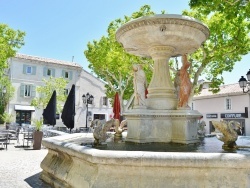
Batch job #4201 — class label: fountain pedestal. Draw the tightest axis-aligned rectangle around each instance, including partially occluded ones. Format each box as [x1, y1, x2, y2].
[124, 109, 201, 144]
[116, 14, 209, 144]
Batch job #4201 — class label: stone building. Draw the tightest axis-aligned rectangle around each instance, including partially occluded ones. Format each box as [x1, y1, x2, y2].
[192, 83, 250, 136]
[7, 54, 113, 129]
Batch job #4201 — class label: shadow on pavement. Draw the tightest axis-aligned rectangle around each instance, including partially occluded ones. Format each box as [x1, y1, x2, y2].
[25, 172, 51, 188]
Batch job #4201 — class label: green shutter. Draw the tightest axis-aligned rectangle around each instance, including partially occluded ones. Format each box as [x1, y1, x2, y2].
[32, 66, 36, 75]
[31, 85, 36, 97]
[69, 71, 73, 80]
[43, 67, 47, 76]
[52, 69, 55, 77]
[23, 65, 27, 74]
[62, 70, 65, 78]
[20, 84, 25, 97]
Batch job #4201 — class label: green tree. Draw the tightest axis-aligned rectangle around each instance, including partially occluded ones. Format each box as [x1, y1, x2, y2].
[0, 24, 25, 73]
[189, 0, 250, 20]
[180, 6, 250, 100]
[84, 5, 154, 110]
[0, 76, 15, 120]
[85, 4, 250, 107]
[0, 24, 25, 118]
[31, 77, 68, 113]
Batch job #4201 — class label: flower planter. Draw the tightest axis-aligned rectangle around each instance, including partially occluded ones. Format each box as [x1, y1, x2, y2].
[33, 131, 43, 150]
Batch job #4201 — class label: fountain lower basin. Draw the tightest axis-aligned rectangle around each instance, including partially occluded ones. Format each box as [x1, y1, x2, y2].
[40, 133, 250, 188]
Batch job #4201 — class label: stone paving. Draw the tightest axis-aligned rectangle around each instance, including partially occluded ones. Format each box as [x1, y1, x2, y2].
[0, 138, 51, 188]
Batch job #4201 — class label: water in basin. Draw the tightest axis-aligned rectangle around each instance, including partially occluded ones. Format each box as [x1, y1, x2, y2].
[72, 134, 250, 154]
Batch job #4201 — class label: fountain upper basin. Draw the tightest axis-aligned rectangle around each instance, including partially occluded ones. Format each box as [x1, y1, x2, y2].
[116, 14, 210, 57]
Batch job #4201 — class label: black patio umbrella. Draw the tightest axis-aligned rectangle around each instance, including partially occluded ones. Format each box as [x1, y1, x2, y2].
[42, 90, 57, 126]
[61, 84, 75, 131]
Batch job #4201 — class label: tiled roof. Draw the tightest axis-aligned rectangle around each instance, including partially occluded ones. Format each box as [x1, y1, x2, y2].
[194, 83, 242, 98]
[15, 53, 82, 68]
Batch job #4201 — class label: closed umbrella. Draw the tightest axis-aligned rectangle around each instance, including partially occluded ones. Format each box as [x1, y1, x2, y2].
[61, 84, 75, 131]
[113, 92, 121, 120]
[43, 90, 56, 126]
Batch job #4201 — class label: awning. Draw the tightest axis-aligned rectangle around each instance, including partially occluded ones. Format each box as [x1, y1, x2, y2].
[15, 105, 35, 111]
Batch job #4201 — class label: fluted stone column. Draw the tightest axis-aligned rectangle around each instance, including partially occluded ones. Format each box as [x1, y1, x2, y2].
[147, 46, 177, 110]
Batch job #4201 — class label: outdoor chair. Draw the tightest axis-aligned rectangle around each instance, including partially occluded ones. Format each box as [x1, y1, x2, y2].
[0, 130, 10, 150]
[22, 127, 34, 147]
[8, 123, 21, 144]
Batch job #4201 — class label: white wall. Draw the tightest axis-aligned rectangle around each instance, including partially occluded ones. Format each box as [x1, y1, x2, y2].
[193, 93, 250, 135]
[7, 55, 113, 129]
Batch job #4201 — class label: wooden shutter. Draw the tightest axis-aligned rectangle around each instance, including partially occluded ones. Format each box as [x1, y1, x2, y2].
[62, 70, 65, 78]
[20, 84, 25, 97]
[31, 85, 36, 97]
[43, 67, 47, 76]
[32, 66, 36, 75]
[23, 65, 27, 74]
[52, 69, 55, 77]
[69, 71, 73, 80]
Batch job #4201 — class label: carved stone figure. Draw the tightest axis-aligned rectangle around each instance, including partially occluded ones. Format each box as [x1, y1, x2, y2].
[133, 64, 147, 106]
[197, 120, 206, 138]
[212, 120, 241, 149]
[178, 54, 192, 108]
[114, 119, 127, 137]
[91, 118, 119, 145]
[174, 70, 181, 100]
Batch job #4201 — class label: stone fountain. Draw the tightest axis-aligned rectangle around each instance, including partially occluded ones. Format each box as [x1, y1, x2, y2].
[40, 15, 250, 188]
[116, 14, 209, 144]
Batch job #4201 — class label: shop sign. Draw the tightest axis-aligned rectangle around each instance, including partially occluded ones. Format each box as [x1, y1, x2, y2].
[206, 114, 218, 118]
[221, 113, 246, 118]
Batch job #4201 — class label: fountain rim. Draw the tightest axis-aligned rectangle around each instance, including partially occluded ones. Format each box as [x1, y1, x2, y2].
[116, 14, 210, 41]
[42, 134, 250, 169]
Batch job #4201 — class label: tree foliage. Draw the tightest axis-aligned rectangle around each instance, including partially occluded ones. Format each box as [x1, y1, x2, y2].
[31, 77, 68, 113]
[84, 4, 250, 107]
[0, 76, 15, 119]
[182, 2, 250, 97]
[0, 24, 25, 73]
[0, 24, 25, 118]
[189, 0, 250, 20]
[84, 5, 154, 109]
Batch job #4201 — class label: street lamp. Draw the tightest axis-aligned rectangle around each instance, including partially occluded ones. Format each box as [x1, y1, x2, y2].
[238, 69, 250, 93]
[82, 93, 94, 130]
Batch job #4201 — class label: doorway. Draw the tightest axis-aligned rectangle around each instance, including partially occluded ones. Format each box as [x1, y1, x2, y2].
[16, 111, 32, 125]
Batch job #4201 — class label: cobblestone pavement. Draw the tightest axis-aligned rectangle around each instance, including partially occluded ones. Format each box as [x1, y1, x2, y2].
[0, 138, 52, 188]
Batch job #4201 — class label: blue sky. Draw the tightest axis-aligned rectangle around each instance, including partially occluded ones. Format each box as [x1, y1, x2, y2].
[1, 1, 248, 84]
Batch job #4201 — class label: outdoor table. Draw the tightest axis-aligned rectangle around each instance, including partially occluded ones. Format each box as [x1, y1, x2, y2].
[0, 132, 12, 150]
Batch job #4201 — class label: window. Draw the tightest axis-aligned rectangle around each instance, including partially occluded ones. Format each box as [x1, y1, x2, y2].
[225, 98, 232, 110]
[62, 70, 72, 80]
[43, 67, 55, 77]
[47, 69, 51, 76]
[25, 85, 31, 97]
[64, 71, 69, 78]
[23, 65, 36, 75]
[102, 96, 108, 106]
[26, 66, 32, 74]
[64, 89, 69, 95]
[20, 84, 36, 97]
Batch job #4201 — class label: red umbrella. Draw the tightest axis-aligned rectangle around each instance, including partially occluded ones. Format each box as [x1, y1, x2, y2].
[113, 92, 121, 120]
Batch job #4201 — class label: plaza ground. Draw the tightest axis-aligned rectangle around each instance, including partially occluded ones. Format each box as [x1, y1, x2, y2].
[0, 137, 51, 187]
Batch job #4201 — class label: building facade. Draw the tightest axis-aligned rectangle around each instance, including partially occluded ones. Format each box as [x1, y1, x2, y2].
[193, 83, 250, 136]
[7, 54, 113, 129]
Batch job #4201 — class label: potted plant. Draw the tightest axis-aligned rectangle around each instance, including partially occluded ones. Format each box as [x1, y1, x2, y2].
[32, 118, 43, 150]
[1, 112, 14, 130]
